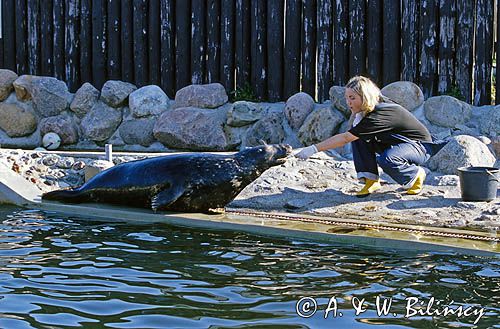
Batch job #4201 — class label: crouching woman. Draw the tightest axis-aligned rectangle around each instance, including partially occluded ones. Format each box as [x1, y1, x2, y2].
[295, 76, 443, 197]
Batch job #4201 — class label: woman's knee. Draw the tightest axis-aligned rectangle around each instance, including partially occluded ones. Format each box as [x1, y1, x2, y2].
[377, 153, 405, 169]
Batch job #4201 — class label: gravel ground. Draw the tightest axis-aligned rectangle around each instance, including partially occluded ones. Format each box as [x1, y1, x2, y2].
[229, 152, 500, 231]
[1, 148, 499, 231]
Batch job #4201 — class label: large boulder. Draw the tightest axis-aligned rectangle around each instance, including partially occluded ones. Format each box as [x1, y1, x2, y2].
[174, 83, 228, 109]
[32, 77, 72, 117]
[491, 136, 500, 158]
[426, 135, 496, 174]
[336, 118, 354, 158]
[241, 111, 286, 147]
[119, 118, 156, 146]
[284, 92, 314, 130]
[40, 114, 79, 145]
[478, 105, 500, 136]
[0, 126, 41, 148]
[81, 102, 123, 142]
[298, 106, 344, 146]
[70, 82, 100, 117]
[226, 101, 264, 127]
[153, 106, 229, 150]
[12, 75, 35, 101]
[13, 76, 72, 117]
[424, 95, 472, 128]
[380, 81, 424, 111]
[100, 80, 137, 107]
[0, 103, 37, 137]
[328, 86, 350, 116]
[0, 69, 18, 101]
[224, 125, 251, 149]
[424, 119, 452, 140]
[129, 85, 169, 118]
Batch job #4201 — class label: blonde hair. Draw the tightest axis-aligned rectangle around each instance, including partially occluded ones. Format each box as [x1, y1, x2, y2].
[345, 76, 381, 114]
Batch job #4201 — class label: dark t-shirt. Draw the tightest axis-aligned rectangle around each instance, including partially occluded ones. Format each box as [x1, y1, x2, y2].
[348, 103, 432, 147]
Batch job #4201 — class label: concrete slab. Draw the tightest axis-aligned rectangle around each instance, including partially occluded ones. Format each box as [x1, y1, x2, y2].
[0, 159, 41, 206]
[34, 201, 499, 256]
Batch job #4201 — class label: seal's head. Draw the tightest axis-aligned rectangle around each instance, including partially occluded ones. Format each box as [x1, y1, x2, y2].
[236, 144, 292, 171]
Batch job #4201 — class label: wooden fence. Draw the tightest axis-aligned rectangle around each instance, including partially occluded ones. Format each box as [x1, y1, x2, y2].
[0, 0, 499, 105]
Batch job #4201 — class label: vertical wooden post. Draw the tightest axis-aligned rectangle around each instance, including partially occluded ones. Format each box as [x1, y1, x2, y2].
[401, 0, 418, 83]
[284, 0, 301, 99]
[317, 0, 333, 101]
[133, 0, 148, 87]
[2, 0, 16, 71]
[53, 0, 66, 80]
[497, 0, 500, 104]
[0, 0, 3, 69]
[92, 0, 107, 89]
[107, 0, 122, 81]
[333, 0, 349, 86]
[148, 0, 160, 86]
[15, 0, 28, 74]
[301, 0, 317, 98]
[266, 0, 284, 101]
[250, 0, 267, 100]
[474, 0, 494, 105]
[382, 0, 400, 86]
[220, 0, 235, 92]
[160, 0, 175, 97]
[366, 0, 382, 85]
[40, 0, 54, 76]
[419, 0, 438, 99]
[235, 0, 251, 89]
[206, 0, 221, 84]
[27, 0, 40, 76]
[191, 0, 206, 84]
[455, 0, 474, 103]
[438, 0, 455, 95]
[175, 0, 191, 90]
[65, 0, 80, 91]
[80, 0, 92, 83]
[121, 0, 134, 83]
[349, 0, 366, 78]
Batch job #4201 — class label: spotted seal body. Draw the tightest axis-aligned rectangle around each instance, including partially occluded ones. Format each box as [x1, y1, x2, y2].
[42, 144, 292, 212]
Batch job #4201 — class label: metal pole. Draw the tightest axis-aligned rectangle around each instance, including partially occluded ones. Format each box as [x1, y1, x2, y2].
[105, 144, 113, 162]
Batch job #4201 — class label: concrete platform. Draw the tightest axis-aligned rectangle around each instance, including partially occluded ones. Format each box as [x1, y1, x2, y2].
[0, 158, 498, 256]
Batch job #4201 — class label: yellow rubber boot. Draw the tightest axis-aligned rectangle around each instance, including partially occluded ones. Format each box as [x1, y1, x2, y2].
[356, 179, 382, 198]
[407, 169, 426, 195]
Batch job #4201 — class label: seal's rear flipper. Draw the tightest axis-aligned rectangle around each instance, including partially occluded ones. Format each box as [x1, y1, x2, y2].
[151, 186, 185, 212]
[42, 189, 83, 203]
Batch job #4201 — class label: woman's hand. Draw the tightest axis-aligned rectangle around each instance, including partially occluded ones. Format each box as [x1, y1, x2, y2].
[294, 145, 318, 160]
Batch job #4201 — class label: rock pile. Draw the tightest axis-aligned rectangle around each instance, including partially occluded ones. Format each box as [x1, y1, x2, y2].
[0, 149, 146, 193]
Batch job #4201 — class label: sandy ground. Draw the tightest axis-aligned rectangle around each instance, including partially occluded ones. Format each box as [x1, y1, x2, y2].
[229, 152, 500, 231]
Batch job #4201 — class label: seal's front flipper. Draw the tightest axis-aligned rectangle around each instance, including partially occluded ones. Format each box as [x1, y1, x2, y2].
[151, 186, 185, 212]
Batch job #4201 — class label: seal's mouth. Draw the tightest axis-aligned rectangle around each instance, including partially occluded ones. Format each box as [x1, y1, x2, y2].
[274, 144, 293, 164]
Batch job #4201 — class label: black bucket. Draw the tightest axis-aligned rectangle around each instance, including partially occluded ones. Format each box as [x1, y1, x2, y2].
[457, 167, 499, 201]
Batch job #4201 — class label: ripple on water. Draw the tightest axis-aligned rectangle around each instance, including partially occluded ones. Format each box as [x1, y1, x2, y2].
[0, 207, 498, 328]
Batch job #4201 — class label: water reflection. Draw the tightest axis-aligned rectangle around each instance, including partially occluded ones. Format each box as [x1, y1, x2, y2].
[0, 206, 498, 328]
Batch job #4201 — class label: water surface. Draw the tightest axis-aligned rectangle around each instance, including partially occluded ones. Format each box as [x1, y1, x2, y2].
[0, 206, 498, 328]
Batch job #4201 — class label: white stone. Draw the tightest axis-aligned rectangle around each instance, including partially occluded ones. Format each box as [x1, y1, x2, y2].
[42, 132, 61, 150]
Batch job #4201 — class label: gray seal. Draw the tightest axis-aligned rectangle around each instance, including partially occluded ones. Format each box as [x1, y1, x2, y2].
[42, 144, 292, 212]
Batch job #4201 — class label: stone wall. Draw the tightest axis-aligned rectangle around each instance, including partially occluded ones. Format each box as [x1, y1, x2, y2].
[0, 69, 499, 174]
